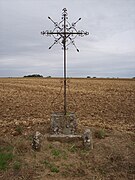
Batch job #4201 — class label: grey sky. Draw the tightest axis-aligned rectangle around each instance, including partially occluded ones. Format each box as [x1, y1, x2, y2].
[0, 0, 135, 77]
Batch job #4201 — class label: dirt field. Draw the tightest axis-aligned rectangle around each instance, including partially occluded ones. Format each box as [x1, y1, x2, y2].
[0, 78, 135, 179]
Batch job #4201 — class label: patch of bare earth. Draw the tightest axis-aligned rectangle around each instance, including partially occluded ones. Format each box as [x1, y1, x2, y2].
[0, 78, 135, 179]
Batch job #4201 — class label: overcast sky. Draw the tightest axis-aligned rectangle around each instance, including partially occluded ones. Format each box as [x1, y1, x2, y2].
[0, 0, 135, 77]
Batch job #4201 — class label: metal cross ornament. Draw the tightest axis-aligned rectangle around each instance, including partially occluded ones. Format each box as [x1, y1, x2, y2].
[41, 8, 89, 115]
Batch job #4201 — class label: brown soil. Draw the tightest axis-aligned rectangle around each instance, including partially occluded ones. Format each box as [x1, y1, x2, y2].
[0, 78, 135, 179]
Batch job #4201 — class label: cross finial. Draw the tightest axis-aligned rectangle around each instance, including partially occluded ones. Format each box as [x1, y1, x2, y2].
[63, 8, 67, 12]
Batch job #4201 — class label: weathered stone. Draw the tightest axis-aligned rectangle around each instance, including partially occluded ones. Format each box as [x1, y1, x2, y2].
[47, 134, 82, 143]
[14, 121, 20, 126]
[51, 112, 77, 135]
[32, 131, 42, 151]
[82, 129, 93, 149]
[22, 121, 29, 127]
[11, 130, 20, 136]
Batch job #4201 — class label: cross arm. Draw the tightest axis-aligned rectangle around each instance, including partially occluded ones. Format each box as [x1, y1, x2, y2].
[41, 30, 89, 36]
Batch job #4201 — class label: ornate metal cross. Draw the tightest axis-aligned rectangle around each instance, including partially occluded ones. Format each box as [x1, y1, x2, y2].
[41, 8, 89, 115]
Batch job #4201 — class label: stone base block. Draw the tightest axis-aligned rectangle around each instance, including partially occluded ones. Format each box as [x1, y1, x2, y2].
[51, 112, 77, 135]
[47, 134, 82, 143]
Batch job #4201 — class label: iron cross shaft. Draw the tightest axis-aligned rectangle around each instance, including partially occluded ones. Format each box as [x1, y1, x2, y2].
[41, 8, 89, 115]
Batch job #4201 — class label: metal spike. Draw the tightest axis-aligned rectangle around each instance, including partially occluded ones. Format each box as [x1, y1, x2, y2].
[72, 18, 81, 27]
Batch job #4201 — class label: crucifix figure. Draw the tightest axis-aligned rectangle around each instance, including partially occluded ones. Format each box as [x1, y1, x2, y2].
[41, 8, 89, 115]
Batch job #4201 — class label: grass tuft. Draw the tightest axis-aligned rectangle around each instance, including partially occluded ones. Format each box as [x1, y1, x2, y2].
[51, 148, 67, 159]
[44, 160, 59, 173]
[13, 161, 21, 171]
[51, 149, 61, 157]
[95, 129, 106, 139]
[15, 126, 23, 135]
[0, 144, 14, 171]
[0, 152, 13, 170]
[69, 144, 78, 153]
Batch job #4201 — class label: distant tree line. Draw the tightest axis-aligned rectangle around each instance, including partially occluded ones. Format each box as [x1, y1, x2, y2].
[23, 74, 43, 78]
[87, 76, 96, 78]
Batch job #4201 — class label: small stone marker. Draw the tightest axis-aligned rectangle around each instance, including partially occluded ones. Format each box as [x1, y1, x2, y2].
[32, 131, 42, 151]
[82, 129, 93, 149]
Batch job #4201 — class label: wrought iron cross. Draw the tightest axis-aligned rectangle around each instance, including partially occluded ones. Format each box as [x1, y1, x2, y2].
[41, 8, 89, 115]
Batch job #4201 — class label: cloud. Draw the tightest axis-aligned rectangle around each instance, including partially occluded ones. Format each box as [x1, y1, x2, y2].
[92, 30, 135, 55]
[0, 0, 135, 77]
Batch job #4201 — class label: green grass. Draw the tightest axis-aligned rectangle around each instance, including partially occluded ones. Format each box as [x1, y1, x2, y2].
[51, 148, 67, 159]
[69, 144, 78, 153]
[13, 161, 21, 171]
[0, 145, 13, 152]
[50, 166, 59, 173]
[0, 145, 14, 171]
[15, 126, 23, 134]
[51, 149, 61, 157]
[95, 129, 106, 139]
[48, 144, 53, 149]
[0, 152, 13, 170]
[44, 160, 59, 173]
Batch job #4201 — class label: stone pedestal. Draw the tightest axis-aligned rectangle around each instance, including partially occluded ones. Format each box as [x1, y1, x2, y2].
[51, 112, 77, 135]
[48, 112, 93, 150]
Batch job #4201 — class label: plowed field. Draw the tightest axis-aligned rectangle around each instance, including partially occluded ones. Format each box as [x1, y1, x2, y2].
[0, 78, 134, 133]
[0, 78, 135, 180]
